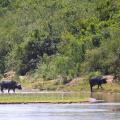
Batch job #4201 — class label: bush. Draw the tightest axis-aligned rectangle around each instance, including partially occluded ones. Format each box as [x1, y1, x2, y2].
[88, 71, 102, 79]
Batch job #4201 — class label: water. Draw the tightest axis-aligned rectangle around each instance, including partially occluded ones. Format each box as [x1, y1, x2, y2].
[92, 93, 120, 103]
[0, 93, 120, 120]
[0, 103, 120, 120]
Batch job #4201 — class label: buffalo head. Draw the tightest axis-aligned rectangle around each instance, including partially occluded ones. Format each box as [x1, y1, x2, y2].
[16, 84, 22, 90]
[101, 78, 107, 84]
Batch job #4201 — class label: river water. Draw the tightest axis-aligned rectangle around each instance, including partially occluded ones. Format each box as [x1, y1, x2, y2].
[0, 93, 120, 120]
[0, 103, 120, 120]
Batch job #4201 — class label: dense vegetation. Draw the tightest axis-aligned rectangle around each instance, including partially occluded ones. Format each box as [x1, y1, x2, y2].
[0, 0, 120, 83]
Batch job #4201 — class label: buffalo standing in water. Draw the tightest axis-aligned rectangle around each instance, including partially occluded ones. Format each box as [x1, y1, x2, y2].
[89, 77, 107, 92]
[0, 80, 22, 93]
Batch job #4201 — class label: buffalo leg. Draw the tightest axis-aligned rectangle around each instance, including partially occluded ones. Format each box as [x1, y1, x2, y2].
[90, 85, 93, 92]
[13, 89, 15, 93]
[100, 84, 103, 89]
[98, 84, 100, 89]
[1, 88, 4, 93]
[8, 89, 10, 93]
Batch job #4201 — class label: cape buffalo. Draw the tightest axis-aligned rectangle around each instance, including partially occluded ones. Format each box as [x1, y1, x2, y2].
[89, 77, 107, 92]
[0, 80, 22, 93]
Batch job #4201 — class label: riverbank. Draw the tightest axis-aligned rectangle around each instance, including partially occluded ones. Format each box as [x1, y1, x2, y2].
[0, 93, 89, 104]
[21, 75, 120, 93]
[0, 91, 120, 104]
[0, 74, 120, 104]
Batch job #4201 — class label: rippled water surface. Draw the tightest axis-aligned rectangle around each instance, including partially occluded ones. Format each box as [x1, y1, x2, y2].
[0, 103, 120, 120]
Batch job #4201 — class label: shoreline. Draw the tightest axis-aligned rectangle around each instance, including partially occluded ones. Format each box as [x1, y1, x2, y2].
[0, 92, 89, 104]
[0, 91, 119, 104]
[0, 90, 120, 94]
[0, 101, 89, 104]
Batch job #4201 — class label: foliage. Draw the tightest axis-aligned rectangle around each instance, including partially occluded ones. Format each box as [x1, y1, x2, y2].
[0, 0, 120, 82]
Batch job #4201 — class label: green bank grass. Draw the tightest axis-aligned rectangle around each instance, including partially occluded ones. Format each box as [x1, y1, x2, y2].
[0, 93, 89, 104]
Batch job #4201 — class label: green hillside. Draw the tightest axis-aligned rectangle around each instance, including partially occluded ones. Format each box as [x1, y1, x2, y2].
[0, 0, 120, 85]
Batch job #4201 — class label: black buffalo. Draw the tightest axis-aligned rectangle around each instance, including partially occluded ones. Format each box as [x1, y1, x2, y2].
[89, 77, 107, 92]
[0, 80, 22, 93]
